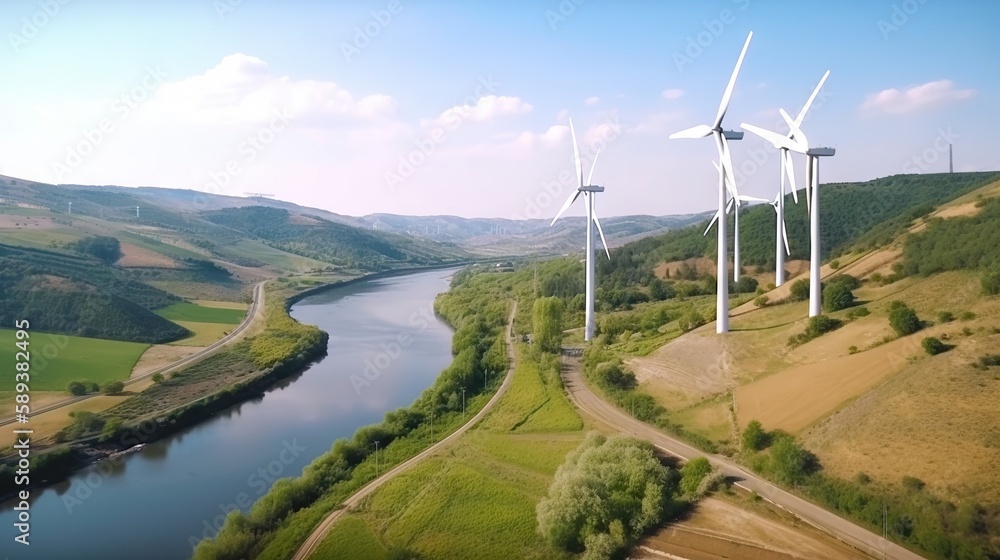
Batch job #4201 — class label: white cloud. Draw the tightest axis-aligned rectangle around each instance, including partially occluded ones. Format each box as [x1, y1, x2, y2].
[584, 96, 600, 106]
[861, 79, 975, 114]
[661, 88, 684, 100]
[630, 112, 684, 134]
[421, 95, 532, 128]
[147, 53, 396, 125]
[556, 108, 569, 121]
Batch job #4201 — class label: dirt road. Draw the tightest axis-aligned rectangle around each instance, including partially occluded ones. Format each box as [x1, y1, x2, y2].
[560, 355, 926, 560]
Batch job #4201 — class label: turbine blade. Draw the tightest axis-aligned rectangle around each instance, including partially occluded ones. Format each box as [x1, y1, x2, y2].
[795, 70, 830, 127]
[727, 197, 736, 212]
[719, 133, 740, 199]
[782, 218, 791, 255]
[550, 190, 581, 226]
[741, 122, 805, 153]
[570, 118, 582, 188]
[780, 108, 809, 148]
[784, 150, 799, 204]
[712, 159, 737, 200]
[704, 210, 721, 236]
[669, 124, 713, 139]
[714, 31, 753, 129]
[593, 206, 610, 259]
[587, 148, 601, 186]
[739, 195, 770, 203]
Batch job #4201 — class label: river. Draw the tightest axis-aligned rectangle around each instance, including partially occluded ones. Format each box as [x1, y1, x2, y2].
[1, 268, 459, 560]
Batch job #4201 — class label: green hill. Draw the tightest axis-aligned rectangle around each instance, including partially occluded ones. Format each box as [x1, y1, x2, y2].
[0, 243, 188, 343]
[598, 172, 1000, 290]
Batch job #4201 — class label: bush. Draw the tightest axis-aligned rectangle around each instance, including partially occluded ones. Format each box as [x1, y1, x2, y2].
[846, 306, 870, 320]
[790, 279, 810, 301]
[594, 361, 637, 391]
[902, 475, 926, 492]
[830, 260, 840, 270]
[936, 311, 954, 324]
[151, 373, 165, 383]
[679, 457, 713, 497]
[67, 381, 86, 396]
[982, 265, 1000, 295]
[888, 301, 922, 336]
[678, 310, 705, 333]
[829, 274, 860, 290]
[754, 295, 769, 308]
[101, 381, 125, 394]
[959, 311, 977, 321]
[921, 337, 949, 355]
[742, 420, 768, 452]
[978, 354, 1000, 368]
[537, 433, 677, 558]
[806, 315, 841, 338]
[822, 282, 855, 313]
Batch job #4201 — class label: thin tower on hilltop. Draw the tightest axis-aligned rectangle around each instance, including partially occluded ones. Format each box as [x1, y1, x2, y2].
[950, 144, 954, 173]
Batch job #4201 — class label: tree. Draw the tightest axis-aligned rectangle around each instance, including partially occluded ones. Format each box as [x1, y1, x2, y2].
[790, 279, 810, 301]
[67, 381, 86, 396]
[822, 282, 855, 312]
[648, 278, 675, 301]
[983, 265, 1000, 296]
[594, 361, 637, 391]
[742, 420, 768, 452]
[151, 373, 165, 383]
[679, 457, 712, 496]
[888, 301, 922, 336]
[102, 381, 125, 394]
[532, 297, 565, 354]
[537, 433, 676, 558]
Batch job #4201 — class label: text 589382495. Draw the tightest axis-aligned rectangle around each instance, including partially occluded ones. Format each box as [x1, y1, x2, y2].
[12, 319, 32, 546]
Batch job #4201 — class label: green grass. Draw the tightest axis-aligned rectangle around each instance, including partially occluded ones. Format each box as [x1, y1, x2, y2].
[311, 345, 583, 560]
[0, 329, 148, 391]
[214, 239, 331, 271]
[155, 301, 245, 324]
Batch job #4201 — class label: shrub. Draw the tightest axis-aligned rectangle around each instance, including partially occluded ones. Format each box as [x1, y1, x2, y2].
[848, 345, 859, 354]
[936, 311, 955, 324]
[742, 420, 768, 452]
[790, 279, 810, 301]
[982, 265, 1000, 295]
[959, 311, 976, 321]
[594, 361, 637, 391]
[679, 457, 713, 497]
[151, 373, 165, 383]
[806, 315, 841, 338]
[678, 310, 705, 333]
[846, 306, 870, 320]
[856, 472, 872, 485]
[822, 282, 855, 312]
[829, 274, 860, 290]
[888, 301, 922, 336]
[754, 295, 769, 308]
[979, 354, 1000, 368]
[101, 381, 125, 394]
[921, 337, 949, 356]
[830, 260, 840, 270]
[67, 381, 87, 396]
[902, 475, 926, 492]
[871, 272, 883, 283]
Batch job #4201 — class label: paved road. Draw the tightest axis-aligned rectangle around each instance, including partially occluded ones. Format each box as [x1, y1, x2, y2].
[292, 302, 518, 560]
[0, 282, 266, 427]
[560, 355, 926, 560]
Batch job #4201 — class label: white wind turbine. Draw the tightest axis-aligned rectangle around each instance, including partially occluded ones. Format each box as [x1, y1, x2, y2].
[669, 31, 753, 334]
[705, 161, 770, 283]
[741, 72, 834, 317]
[551, 118, 611, 342]
[739, 70, 829, 286]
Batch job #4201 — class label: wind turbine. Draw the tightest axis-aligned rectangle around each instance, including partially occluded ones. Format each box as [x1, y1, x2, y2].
[739, 70, 829, 286]
[669, 31, 752, 334]
[703, 176, 769, 283]
[551, 118, 611, 342]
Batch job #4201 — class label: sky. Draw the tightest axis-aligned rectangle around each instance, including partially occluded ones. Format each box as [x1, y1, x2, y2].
[0, 0, 997, 220]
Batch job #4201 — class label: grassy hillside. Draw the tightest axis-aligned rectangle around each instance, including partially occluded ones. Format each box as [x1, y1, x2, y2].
[598, 172, 1000, 289]
[0, 243, 189, 343]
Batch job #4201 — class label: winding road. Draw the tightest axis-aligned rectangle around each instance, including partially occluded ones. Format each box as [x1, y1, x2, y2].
[291, 301, 518, 560]
[0, 281, 266, 427]
[560, 354, 926, 560]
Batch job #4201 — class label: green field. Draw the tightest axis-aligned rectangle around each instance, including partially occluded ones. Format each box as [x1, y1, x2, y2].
[313, 344, 584, 560]
[0, 329, 149, 391]
[214, 239, 332, 272]
[155, 301, 246, 324]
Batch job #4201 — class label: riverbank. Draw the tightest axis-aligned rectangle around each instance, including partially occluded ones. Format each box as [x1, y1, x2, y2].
[0, 265, 469, 502]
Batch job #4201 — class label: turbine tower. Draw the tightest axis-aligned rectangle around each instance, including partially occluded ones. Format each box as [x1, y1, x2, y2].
[551, 118, 611, 342]
[740, 70, 829, 286]
[669, 31, 752, 334]
[704, 164, 769, 283]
